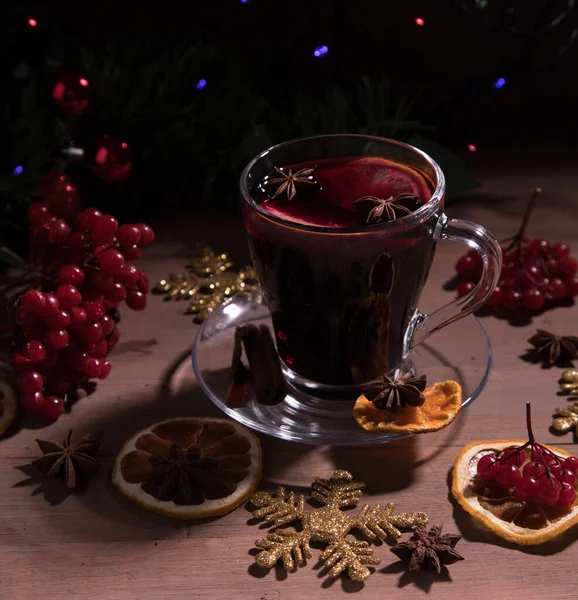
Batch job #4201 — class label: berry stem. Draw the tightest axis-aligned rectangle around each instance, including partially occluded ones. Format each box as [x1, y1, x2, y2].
[525, 402, 563, 489]
[512, 188, 542, 246]
[526, 401, 535, 444]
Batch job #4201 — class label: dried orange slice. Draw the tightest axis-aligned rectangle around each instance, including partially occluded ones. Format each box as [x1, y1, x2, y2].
[112, 417, 261, 519]
[0, 379, 18, 437]
[353, 380, 462, 434]
[452, 440, 578, 545]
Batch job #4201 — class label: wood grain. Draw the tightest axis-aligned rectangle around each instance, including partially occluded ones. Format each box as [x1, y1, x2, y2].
[1, 166, 577, 599]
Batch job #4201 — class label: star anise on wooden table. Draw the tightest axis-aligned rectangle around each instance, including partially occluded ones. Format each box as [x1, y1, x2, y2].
[363, 372, 427, 411]
[263, 167, 319, 201]
[353, 193, 417, 224]
[33, 430, 101, 489]
[527, 329, 578, 367]
[144, 443, 222, 505]
[390, 524, 464, 573]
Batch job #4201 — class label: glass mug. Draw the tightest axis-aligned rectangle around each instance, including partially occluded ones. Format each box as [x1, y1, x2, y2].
[240, 135, 501, 397]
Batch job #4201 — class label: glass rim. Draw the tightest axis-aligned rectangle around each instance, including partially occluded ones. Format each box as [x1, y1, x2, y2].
[239, 134, 446, 235]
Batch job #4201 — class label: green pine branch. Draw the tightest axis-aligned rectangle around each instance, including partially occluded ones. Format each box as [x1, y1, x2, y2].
[0, 32, 478, 237]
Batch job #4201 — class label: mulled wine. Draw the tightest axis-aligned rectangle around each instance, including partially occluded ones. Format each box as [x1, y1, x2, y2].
[244, 155, 439, 386]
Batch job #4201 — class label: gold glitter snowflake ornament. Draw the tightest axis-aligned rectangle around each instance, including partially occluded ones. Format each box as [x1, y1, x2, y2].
[153, 244, 261, 322]
[552, 403, 578, 437]
[249, 470, 429, 582]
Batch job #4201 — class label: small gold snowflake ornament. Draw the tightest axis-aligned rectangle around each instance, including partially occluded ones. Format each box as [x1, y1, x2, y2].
[552, 403, 578, 436]
[153, 244, 261, 322]
[249, 470, 429, 582]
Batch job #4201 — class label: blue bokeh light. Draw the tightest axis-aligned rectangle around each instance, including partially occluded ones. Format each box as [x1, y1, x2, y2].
[196, 79, 207, 90]
[12, 165, 23, 176]
[240, 0, 249, 3]
[493, 77, 506, 89]
[313, 45, 329, 58]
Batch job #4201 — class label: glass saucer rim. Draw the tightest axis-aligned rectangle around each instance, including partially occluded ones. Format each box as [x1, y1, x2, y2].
[191, 296, 493, 446]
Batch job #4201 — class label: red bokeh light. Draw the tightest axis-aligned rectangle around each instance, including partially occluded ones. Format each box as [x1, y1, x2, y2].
[79, 78, 89, 87]
[467, 144, 478, 153]
[28, 18, 38, 27]
[415, 17, 425, 26]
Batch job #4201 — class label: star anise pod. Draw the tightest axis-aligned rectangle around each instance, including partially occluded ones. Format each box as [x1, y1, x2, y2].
[144, 443, 223, 505]
[33, 430, 101, 489]
[528, 329, 578, 367]
[353, 193, 417, 224]
[263, 167, 319, 201]
[363, 372, 427, 411]
[390, 524, 464, 573]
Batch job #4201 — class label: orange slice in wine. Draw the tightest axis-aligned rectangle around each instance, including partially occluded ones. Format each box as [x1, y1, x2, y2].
[353, 380, 462, 433]
[112, 417, 261, 519]
[320, 156, 433, 211]
[452, 440, 578, 545]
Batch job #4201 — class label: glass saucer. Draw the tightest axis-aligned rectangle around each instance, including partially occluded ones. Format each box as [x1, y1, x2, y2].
[192, 294, 492, 446]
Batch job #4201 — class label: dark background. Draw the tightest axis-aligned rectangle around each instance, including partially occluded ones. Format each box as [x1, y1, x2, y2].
[1, 0, 577, 247]
[23, 0, 578, 144]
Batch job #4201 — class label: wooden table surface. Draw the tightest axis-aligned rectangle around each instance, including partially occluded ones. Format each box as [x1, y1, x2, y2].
[1, 160, 578, 600]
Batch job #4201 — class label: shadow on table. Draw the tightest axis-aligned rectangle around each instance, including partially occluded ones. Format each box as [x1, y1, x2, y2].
[380, 560, 452, 592]
[326, 406, 466, 495]
[446, 469, 578, 555]
[71, 346, 311, 533]
[13, 464, 80, 506]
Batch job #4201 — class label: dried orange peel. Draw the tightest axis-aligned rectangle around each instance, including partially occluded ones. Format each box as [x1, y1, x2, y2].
[112, 417, 261, 520]
[0, 379, 18, 438]
[353, 380, 462, 434]
[452, 440, 578, 545]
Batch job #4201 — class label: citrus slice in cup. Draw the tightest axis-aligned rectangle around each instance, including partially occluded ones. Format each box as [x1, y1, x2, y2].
[452, 440, 578, 545]
[0, 379, 18, 437]
[319, 156, 433, 211]
[353, 380, 462, 434]
[112, 417, 261, 519]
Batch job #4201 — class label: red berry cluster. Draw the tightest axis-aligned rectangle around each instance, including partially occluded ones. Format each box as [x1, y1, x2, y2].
[454, 189, 578, 314]
[476, 404, 578, 509]
[10, 200, 154, 421]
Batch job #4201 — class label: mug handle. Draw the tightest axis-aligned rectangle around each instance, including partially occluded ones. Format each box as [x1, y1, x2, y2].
[406, 214, 502, 350]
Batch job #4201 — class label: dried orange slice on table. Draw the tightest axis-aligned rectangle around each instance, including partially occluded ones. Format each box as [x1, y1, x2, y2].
[113, 417, 261, 519]
[452, 440, 578, 545]
[353, 380, 462, 434]
[0, 379, 18, 437]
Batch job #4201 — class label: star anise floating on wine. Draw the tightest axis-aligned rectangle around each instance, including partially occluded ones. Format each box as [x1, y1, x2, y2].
[144, 443, 223, 505]
[33, 430, 101, 489]
[353, 193, 418, 224]
[264, 167, 319, 201]
[390, 524, 464, 573]
[363, 372, 427, 411]
[527, 329, 578, 367]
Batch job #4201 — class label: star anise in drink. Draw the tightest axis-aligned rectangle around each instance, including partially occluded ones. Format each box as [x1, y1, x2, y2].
[363, 372, 427, 411]
[353, 193, 418, 224]
[263, 167, 319, 201]
[527, 329, 578, 367]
